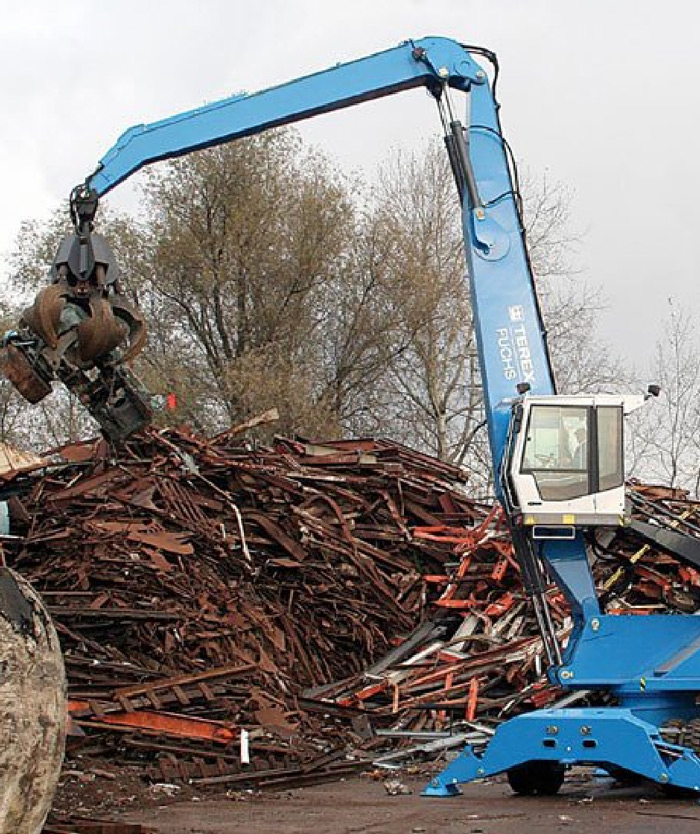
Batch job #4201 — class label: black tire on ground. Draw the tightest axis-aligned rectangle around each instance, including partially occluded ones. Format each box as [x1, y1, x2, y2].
[507, 761, 566, 796]
[605, 766, 643, 787]
[659, 783, 700, 798]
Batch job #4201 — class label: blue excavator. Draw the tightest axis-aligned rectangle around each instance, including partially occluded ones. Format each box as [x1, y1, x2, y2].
[3, 37, 700, 816]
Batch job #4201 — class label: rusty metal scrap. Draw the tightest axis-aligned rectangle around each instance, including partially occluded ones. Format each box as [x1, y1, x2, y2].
[4, 428, 483, 787]
[5, 429, 700, 795]
[316, 482, 700, 762]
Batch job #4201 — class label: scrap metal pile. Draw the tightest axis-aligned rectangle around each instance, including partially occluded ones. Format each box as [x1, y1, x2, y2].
[2, 427, 700, 791]
[318, 483, 700, 767]
[2, 427, 487, 788]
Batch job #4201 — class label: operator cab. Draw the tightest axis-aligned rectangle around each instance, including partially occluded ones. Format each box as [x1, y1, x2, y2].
[502, 394, 648, 538]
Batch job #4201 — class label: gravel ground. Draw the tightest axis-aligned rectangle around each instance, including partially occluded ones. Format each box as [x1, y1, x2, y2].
[113, 774, 700, 834]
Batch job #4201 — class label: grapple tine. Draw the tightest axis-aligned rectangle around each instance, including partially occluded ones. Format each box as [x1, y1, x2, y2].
[76, 297, 126, 362]
[110, 296, 148, 362]
[21, 284, 67, 349]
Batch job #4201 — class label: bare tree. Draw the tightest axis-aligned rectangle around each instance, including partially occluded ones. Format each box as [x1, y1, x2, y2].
[519, 171, 627, 395]
[627, 301, 700, 491]
[2, 131, 626, 466]
[139, 132, 357, 434]
[355, 143, 482, 465]
[355, 146, 626, 479]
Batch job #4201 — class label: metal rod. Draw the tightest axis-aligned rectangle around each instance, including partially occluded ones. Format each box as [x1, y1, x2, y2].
[510, 527, 562, 666]
[435, 88, 483, 210]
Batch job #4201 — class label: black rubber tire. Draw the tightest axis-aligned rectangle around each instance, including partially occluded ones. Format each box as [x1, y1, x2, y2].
[659, 783, 700, 799]
[507, 761, 566, 796]
[606, 766, 643, 787]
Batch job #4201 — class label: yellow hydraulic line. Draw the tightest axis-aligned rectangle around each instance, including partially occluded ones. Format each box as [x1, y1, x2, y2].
[603, 507, 696, 591]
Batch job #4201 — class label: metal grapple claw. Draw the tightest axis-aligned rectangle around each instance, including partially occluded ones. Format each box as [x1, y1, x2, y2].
[76, 296, 128, 363]
[19, 228, 144, 366]
[1, 216, 153, 442]
[110, 296, 147, 363]
[21, 283, 68, 351]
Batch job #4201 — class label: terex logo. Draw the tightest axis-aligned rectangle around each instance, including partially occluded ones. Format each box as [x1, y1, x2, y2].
[496, 319, 536, 385]
[512, 324, 536, 383]
[497, 328, 517, 380]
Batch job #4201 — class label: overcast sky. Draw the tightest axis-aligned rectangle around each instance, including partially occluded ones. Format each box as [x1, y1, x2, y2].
[1, 0, 698, 369]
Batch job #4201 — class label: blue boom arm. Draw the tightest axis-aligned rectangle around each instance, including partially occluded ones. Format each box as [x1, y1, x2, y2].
[89, 37, 480, 196]
[62, 34, 700, 797]
[82, 36, 555, 477]
[83, 34, 591, 644]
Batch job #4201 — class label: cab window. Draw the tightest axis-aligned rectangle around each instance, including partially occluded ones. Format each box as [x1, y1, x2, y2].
[521, 405, 590, 501]
[598, 406, 623, 492]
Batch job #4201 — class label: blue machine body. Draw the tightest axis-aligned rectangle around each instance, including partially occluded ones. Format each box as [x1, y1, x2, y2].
[425, 708, 700, 795]
[80, 36, 700, 794]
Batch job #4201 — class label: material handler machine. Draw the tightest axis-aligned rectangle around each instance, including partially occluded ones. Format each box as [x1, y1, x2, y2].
[3, 36, 700, 827]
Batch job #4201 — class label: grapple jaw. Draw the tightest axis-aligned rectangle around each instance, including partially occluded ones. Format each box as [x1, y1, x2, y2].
[22, 231, 146, 365]
[21, 284, 67, 351]
[0, 228, 152, 442]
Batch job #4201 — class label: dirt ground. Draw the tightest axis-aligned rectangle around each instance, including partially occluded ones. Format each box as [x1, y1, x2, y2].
[109, 775, 700, 834]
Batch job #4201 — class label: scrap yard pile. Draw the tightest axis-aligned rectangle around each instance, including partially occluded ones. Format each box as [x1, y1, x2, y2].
[3, 427, 700, 792]
[4, 426, 489, 788]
